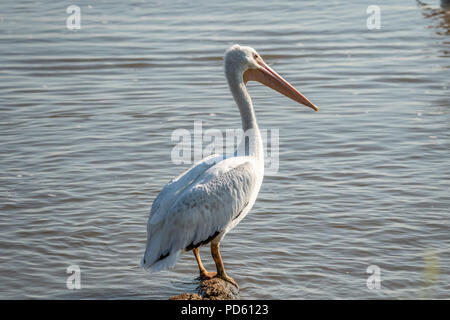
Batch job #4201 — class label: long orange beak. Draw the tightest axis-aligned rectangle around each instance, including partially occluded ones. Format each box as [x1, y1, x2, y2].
[243, 56, 318, 112]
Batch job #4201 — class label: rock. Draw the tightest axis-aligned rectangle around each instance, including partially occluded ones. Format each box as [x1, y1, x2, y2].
[198, 277, 240, 300]
[169, 292, 203, 300]
[169, 277, 240, 300]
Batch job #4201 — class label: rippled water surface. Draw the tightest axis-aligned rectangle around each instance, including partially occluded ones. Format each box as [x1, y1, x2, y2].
[0, 0, 449, 299]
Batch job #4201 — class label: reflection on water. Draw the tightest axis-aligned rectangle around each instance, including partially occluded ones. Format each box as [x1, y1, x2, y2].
[441, 0, 450, 9]
[0, 0, 449, 299]
[417, 0, 450, 35]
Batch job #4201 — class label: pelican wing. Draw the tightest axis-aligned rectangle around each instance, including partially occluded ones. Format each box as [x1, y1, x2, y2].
[142, 156, 257, 272]
[149, 154, 222, 225]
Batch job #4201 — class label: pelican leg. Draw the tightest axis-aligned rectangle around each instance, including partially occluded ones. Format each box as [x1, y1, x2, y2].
[210, 242, 238, 288]
[193, 247, 216, 279]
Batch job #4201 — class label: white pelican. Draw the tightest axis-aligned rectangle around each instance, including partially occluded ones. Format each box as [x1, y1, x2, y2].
[141, 44, 318, 287]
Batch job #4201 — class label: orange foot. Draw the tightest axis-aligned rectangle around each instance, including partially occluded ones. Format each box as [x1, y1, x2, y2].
[199, 271, 217, 279]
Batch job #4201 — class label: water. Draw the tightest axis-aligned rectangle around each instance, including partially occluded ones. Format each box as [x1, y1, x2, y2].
[0, 0, 449, 299]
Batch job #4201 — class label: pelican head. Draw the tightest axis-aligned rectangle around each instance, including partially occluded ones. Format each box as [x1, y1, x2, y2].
[224, 44, 318, 112]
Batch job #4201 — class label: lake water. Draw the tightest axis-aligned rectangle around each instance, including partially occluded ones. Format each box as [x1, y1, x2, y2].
[0, 0, 448, 299]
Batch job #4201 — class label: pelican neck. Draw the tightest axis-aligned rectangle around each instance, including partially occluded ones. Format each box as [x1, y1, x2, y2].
[225, 68, 264, 162]
[225, 70, 259, 132]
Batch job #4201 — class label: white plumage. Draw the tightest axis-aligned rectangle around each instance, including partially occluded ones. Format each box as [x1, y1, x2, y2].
[142, 155, 258, 273]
